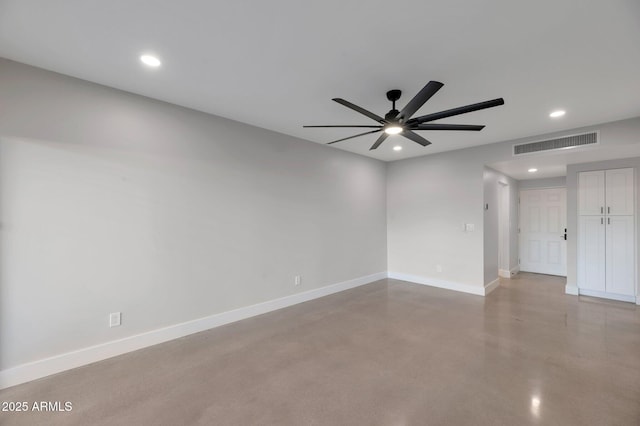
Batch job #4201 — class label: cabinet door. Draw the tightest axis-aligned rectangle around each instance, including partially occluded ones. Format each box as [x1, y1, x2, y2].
[605, 168, 634, 215]
[578, 171, 605, 215]
[577, 216, 606, 292]
[606, 216, 635, 296]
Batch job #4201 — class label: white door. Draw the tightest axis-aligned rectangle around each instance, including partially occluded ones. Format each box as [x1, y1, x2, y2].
[606, 215, 635, 296]
[578, 215, 606, 291]
[578, 170, 605, 215]
[519, 188, 567, 276]
[605, 168, 634, 216]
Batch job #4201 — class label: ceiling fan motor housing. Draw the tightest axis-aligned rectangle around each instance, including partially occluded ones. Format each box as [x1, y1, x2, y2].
[385, 109, 400, 121]
[386, 90, 402, 102]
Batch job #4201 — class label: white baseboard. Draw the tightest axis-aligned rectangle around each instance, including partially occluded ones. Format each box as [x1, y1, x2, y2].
[499, 267, 519, 279]
[388, 272, 486, 296]
[0, 271, 387, 390]
[484, 278, 501, 295]
[578, 288, 636, 303]
[565, 284, 579, 295]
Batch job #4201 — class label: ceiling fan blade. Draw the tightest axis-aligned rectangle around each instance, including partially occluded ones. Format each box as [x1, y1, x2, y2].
[333, 98, 387, 124]
[303, 125, 382, 128]
[402, 130, 432, 147]
[408, 98, 504, 124]
[327, 129, 383, 145]
[411, 124, 485, 131]
[397, 81, 444, 122]
[369, 133, 389, 150]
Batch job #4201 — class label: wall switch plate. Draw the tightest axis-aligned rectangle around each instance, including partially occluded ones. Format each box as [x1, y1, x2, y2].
[436, 265, 443, 273]
[294, 275, 301, 286]
[465, 223, 475, 232]
[109, 312, 121, 327]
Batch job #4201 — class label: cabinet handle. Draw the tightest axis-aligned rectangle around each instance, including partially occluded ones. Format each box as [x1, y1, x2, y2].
[608, 217, 610, 225]
[601, 207, 603, 214]
[601, 217, 603, 225]
[608, 207, 610, 214]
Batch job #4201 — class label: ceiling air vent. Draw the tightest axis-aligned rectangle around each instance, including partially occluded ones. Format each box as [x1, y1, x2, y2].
[513, 131, 598, 156]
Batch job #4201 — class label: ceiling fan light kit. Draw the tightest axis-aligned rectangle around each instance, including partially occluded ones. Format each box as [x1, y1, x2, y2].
[384, 125, 403, 135]
[304, 81, 504, 150]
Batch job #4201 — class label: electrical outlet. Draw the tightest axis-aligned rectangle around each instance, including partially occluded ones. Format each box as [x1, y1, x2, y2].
[436, 265, 442, 273]
[109, 312, 121, 327]
[294, 275, 301, 286]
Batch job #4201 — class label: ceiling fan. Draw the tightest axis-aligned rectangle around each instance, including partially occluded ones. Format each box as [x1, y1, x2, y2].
[304, 81, 504, 150]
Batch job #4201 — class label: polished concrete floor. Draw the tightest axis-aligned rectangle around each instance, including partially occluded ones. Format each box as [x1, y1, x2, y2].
[1, 273, 639, 425]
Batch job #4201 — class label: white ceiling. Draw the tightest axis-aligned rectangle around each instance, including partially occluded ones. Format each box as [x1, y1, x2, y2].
[1, 0, 639, 162]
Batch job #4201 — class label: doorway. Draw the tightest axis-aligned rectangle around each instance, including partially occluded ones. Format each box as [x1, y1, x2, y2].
[519, 187, 567, 276]
[498, 182, 511, 277]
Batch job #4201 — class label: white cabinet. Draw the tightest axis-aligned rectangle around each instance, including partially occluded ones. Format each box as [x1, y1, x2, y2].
[579, 168, 634, 216]
[578, 171, 605, 215]
[605, 168, 634, 215]
[606, 216, 635, 296]
[577, 168, 635, 300]
[577, 216, 606, 292]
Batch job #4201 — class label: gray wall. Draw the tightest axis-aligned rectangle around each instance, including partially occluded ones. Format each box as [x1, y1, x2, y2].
[518, 176, 566, 189]
[388, 116, 640, 292]
[387, 149, 485, 287]
[386, 151, 518, 290]
[566, 157, 640, 296]
[0, 59, 388, 370]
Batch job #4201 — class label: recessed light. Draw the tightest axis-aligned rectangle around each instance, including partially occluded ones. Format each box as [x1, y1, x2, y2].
[140, 54, 161, 67]
[549, 110, 565, 118]
[393, 146, 402, 151]
[528, 168, 538, 173]
[384, 126, 403, 135]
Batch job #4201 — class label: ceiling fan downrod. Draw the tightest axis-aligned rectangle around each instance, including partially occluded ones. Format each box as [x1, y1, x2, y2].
[385, 89, 402, 121]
